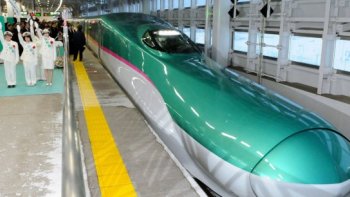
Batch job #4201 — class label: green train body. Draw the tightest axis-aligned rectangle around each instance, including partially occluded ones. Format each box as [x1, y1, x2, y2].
[83, 13, 350, 197]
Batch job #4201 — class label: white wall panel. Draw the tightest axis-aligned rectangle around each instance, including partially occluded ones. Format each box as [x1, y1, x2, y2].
[80, 0, 350, 98]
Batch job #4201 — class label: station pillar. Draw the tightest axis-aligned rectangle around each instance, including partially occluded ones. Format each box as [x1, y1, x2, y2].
[211, 0, 231, 67]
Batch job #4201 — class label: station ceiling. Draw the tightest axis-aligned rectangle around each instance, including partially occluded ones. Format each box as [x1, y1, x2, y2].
[2, 0, 83, 16]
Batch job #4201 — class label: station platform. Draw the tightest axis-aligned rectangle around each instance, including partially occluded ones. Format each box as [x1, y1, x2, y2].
[0, 49, 204, 196]
[73, 49, 202, 196]
[0, 64, 63, 196]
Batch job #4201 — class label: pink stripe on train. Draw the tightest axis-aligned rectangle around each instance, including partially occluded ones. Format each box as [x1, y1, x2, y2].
[87, 35, 154, 85]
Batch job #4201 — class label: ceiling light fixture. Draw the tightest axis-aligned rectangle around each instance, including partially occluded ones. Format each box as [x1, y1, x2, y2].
[54, 0, 63, 12]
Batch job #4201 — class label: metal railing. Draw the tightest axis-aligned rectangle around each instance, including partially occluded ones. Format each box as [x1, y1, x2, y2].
[61, 24, 87, 197]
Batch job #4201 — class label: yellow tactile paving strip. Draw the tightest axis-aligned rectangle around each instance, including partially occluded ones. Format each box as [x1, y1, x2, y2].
[74, 61, 137, 197]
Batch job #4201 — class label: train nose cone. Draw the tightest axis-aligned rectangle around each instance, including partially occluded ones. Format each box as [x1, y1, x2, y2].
[250, 129, 350, 197]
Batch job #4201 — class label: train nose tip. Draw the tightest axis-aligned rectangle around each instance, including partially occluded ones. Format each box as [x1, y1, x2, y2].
[250, 129, 350, 197]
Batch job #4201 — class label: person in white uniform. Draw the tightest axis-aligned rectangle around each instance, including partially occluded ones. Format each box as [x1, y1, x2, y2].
[30, 20, 45, 81]
[17, 25, 38, 86]
[0, 23, 19, 88]
[35, 22, 56, 86]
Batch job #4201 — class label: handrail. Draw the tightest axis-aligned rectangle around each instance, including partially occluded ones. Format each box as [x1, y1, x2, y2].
[61, 24, 87, 196]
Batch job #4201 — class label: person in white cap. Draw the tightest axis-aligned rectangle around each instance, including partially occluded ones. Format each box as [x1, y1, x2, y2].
[17, 25, 38, 86]
[0, 23, 19, 88]
[35, 22, 56, 86]
[30, 20, 45, 81]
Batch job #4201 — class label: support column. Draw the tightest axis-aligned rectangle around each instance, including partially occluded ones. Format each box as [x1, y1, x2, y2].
[277, 32, 291, 81]
[276, 0, 292, 82]
[318, 34, 336, 94]
[6, 0, 14, 17]
[143, 0, 151, 14]
[246, 28, 258, 71]
[204, 0, 212, 57]
[317, 0, 335, 94]
[212, 0, 231, 66]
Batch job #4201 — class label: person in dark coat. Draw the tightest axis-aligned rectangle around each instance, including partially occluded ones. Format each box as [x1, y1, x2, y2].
[72, 25, 86, 61]
[68, 24, 75, 55]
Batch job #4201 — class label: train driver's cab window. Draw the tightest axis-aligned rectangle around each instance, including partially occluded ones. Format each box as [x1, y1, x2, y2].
[142, 29, 201, 53]
[142, 31, 156, 48]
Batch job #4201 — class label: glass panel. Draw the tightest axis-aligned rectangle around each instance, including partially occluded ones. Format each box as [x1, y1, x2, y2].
[157, 0, 160, 10]
[184, 0, 191, 8]
[164, 0, 169, 9]
[150, 0, 154, 11]
[233, 31, 248, 52]
[183, 27, 191, 38]
[196, 0, 206, 6]
[289, 36, 322, 66]
[173, 0, 179, 9]
[260, 33, 279, 58]
[195, 28, 205, 44]
[334, 39, 350, 72]
[142, 32, 156, 48]
[239, 0, 250, 3]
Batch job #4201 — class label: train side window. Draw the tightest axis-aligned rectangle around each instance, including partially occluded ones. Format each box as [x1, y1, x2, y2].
[142, 32, 156, 48]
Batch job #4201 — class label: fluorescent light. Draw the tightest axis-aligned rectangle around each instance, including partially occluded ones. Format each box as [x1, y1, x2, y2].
[155, 30, 181, 36]
[54, 0, 63, 12]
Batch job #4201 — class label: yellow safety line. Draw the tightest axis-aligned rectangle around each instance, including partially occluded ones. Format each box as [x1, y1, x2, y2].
[74, 61, 137, 197]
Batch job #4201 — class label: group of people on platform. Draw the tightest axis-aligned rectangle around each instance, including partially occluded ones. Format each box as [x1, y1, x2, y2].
[0, 17, 86, 88]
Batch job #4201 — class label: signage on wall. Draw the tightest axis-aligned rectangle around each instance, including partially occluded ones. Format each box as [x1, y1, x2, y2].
[50, 12, 60, 16]
[32, 12, 60, 17]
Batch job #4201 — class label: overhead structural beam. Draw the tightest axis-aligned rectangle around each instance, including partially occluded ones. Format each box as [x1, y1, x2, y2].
[143, 0, 151, 14]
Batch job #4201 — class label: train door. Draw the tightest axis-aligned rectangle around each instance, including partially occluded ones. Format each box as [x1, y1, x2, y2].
[98, 21, 103, 59]
[84, 20, 88, 47]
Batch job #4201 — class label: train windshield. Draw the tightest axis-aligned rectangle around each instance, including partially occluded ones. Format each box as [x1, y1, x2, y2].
[143, 29, 201, 54]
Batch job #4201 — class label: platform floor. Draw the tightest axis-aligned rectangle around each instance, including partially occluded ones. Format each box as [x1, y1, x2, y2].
[0, 64, 63, 97]
[0, 64, 63, 196]
[73, 49, 201, 196]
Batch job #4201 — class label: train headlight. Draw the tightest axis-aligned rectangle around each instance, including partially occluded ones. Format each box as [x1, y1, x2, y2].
[154, 30, 181, 36]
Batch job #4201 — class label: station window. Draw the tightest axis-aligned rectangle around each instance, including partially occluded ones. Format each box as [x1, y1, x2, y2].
[182, 27, 191, 38]
[149, 0, 153, 11]
[233, 31, 249, 53]
[195, 28, 205, 44]
[334, 39, 350, 72]
[173, 0, 179, 9]
[238, 0, 250, 3]
[289, 35, 322, 66]
[184, 0, 191, 8]
[157, 0, 161, 10]
[164, 0, 169, 9]
[196, 0, 206, 6]
[257, 33, 279, 58]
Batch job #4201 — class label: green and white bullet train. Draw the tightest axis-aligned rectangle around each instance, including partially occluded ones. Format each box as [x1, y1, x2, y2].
[82, 13, 350, 197]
